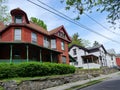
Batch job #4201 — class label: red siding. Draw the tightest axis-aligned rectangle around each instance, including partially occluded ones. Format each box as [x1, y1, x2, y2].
[116, 57, 120, 66]
[1, 27, 14, 42]
[56, 38, 69, 64]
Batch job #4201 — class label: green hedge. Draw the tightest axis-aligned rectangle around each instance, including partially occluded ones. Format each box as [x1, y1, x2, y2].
[0, 62, 75, 79]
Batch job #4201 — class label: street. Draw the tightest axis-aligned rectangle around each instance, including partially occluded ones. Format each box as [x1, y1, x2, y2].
[79, 75, 120, 90]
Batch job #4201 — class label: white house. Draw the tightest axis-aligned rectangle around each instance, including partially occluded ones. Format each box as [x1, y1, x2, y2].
[69, 44, 118, 69]
[69, 45, 101, 69]
[87, 45, 107, 67]
[106, 49, 117, 67]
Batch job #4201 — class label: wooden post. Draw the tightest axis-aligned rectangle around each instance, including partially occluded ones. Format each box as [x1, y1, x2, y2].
[26, 45, 29, 62]
[50, 52, 53, 63]
[10, 45, 13, 63]
[40, 49, 42, 62]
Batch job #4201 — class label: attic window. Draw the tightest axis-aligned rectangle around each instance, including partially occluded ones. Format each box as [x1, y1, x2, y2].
[58, 31, 65, 38]
[15, 16, 22, 23]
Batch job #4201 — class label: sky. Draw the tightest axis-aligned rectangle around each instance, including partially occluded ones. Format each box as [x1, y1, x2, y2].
[6, 0, 120, 53]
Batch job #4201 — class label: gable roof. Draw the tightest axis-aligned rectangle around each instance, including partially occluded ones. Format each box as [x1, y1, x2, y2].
[0, 8, 71, 42]
[87, 44, 107, 53]
[49, 25, 71, 42]
[69, 44, 88, 51]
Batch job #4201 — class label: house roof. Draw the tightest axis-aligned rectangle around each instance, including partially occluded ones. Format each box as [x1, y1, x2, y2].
[81, 54, 98, 59]
[10, 8, 29, 23]
[0, 8, 72, 43]
[107, 49, 116, 55]
[69, 44, 88, 51]
[0, 22, 5, 31]
[87, 44, 107, 53]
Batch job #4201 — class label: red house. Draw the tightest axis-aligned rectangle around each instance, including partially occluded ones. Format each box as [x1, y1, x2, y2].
[0, 8, 71, 64]
[116, 54, 120, 67]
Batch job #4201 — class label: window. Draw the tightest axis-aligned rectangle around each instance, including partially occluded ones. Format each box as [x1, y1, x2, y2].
[111, 56, 113, 60]
[74, 61, 78, 65]
[74, 57, 77, 60]
[15, 16, 22, 23]
[58, 31, 65, 38]
[44, 36, 50, 48]
[62, 56, 66, 64]
[32, 32, 37, 43]
[51, 39, 56, 49]
[13, 49, 21, 59]
[61, 41, 65, 50]
[14, 28, 21, 40]
[73, 49, 77, 55]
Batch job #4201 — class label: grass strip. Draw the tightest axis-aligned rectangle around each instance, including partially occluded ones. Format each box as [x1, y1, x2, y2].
[65, 79, 103, 90]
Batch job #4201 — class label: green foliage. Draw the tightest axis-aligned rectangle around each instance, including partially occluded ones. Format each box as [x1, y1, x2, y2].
[30, 17, 47, 30]
[0, 62, 75, 79]
[93, 41, 100, 46]
[62, 0, 120, 26]
[69, 33, 90, 47]
[0, 0, 10, 24]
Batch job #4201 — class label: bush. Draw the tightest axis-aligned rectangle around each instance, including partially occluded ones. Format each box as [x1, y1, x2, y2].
[0, 62, 75, 79]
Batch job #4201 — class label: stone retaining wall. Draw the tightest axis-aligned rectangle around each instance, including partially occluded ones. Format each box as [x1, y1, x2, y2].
[0, 74, 88, 90]
[0, 68, 118, 90]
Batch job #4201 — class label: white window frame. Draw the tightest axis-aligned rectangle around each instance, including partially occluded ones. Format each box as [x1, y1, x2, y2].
[15, 16, 22, 23]
[61, 41, 65, 50]
[14, 28, 21, 41]
[44, 36, 49, 48]
[32, 32, 37, 43]
[51, 39, 56, 49]
[62, 56, 66, 64]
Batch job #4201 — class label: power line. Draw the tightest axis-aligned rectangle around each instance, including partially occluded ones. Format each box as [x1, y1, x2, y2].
[27, 0, 120, 45]
[84, 12, 120, 36]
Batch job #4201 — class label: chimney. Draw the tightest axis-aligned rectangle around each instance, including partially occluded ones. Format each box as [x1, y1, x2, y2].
[0, 21, 5, 31]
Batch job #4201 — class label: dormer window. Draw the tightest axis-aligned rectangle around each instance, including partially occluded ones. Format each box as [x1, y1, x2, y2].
[15, 16, 22, 23]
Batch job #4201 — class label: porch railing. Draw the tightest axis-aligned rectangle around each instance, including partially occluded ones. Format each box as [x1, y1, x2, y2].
[0, 59, 38, 63]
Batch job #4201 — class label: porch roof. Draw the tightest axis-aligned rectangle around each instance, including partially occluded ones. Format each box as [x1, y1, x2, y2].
[81, 54, 98, 59]
[0, 42, 62, 54]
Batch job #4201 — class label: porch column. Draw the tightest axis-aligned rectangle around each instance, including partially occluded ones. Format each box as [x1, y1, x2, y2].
[50, 52, 53, 62]
[10, 45, 13, 63]
[40, 49, 42, 62]
[91, 56, 94, 63]
[26, 45, 29, 62]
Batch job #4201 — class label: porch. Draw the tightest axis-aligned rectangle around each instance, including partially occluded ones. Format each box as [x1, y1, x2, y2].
[0, 42, 61, 63]
[81, 54, 100, 69]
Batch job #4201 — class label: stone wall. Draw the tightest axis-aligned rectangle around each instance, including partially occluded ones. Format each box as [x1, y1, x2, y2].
[0, 68, 118, 90]
[0, 74, 88, 90]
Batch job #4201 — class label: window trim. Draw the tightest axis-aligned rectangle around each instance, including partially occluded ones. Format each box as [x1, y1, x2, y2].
[15, 16, 22, 23]
[14, 28, 21, 41]
[61, 41, 65, 50]
[31, 32, 37, 44]
[51, 39, 56, 49]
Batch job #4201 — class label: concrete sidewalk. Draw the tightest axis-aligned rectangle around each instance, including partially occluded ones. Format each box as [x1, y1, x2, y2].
[44, 72, 120, 90]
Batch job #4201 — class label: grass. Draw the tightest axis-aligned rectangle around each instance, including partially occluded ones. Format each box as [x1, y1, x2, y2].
[1, 73, 73, 84]
[0, 86, 4, 90]
[65, 79, 103, 90]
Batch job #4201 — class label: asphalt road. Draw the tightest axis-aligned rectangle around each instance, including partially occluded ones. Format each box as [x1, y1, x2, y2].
[79, 75, 120, 90]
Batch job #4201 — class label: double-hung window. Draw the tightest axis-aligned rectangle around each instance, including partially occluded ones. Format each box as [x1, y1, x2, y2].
[32, 32, 37, 43]
[61, 41, 65, 50]
[15, 16, 22, 23]
[51, 39, 56, 49]
[62, 56, 66, 64]
[14, 28, 21, 41]
[44, 36, 49, 48]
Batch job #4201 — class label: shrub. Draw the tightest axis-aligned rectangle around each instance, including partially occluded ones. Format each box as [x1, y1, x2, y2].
[0, 62, 75, 79]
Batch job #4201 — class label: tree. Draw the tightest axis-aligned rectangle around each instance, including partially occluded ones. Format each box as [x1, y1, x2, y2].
[69, 33, 90, 47]
[93, 41, 100, 46]
[0, 0, 10, 24]
[61, 0, 120, 26]
[30, 17, 47, 30]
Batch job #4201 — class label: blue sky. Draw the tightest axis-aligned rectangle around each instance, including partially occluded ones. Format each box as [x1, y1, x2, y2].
[6, 0, 120, 53]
